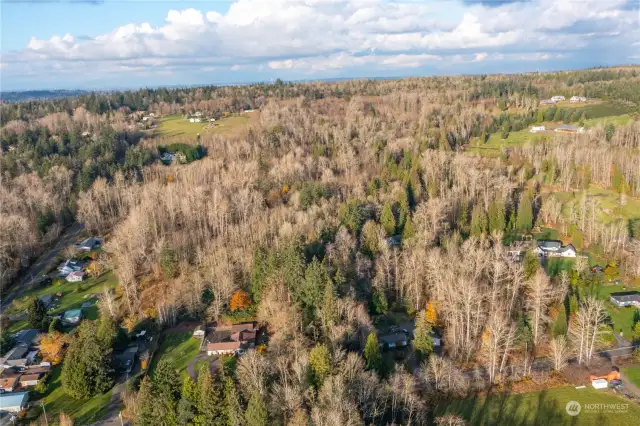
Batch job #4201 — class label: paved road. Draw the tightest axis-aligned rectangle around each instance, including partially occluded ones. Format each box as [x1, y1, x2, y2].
[0, 222, 84, 313]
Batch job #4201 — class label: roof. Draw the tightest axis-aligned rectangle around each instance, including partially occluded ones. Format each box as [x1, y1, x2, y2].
[63, 309, 82, 319]
[0, 376, 19, 389]
[14, 329, 38, 346]
[379, 333, 408, 345]
[19, 374, 41, 382]
[231, 330, 257, 342]
[0, 391, 29, 409]
[67, 271, 85, 278]
[2, 345, 29, 361]
[80, 237, 103, 248]
[230, 323, 257, 333]
[538, 240, 562, 249]
[207, 341, 241, 351]
[610, 292, 640, 302]
[558, 244, 576, 253]
[38, 295, 53, 305]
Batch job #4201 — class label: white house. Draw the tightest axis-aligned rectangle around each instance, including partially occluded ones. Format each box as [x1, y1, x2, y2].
[570, 96, 587, 103]
[58, 259, 84, 276]
[193, 326, 205, 338]
[0, 391, 29, 413]
[194, 111, 202, 117]
[66, 271, 85, 282]
[551, 95, 565, 102]
[189, 118, 195, 123]
[193, 118, 201, 123]
[535, 241, 576, 258]
[610, 292, 640, 308]
[530, 125, 546, 133]
[207, 341, 241, 356]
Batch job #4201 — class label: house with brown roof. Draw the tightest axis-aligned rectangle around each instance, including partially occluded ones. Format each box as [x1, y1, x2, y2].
[0, 373, 20, 393]
[19, 373, 43, 387]
[206, 341, 241, 356]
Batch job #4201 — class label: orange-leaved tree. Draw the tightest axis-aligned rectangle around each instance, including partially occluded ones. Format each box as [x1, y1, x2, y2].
[40, 331, 70, 365]
[229, 289, 252, 312]
[425, 300, 438, 325]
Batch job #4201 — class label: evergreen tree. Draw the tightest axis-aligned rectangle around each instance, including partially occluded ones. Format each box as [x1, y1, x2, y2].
[364, 333, 381, 373]
[516, 193, 534, 231]
[224, 377, 244, 426]
[300, 258, 330, 311]
[380, 202, 396, 236]
[135, 376, 162, 426]
[338, 199, 366, 233]
[488, 200, 506, 233]
[413, 311, 435, 362]
[196, 368, 228, 426]
[401, 217, 416, 241]
[470, 204, 488, 237]
[245, 392, 268, 426]
[154, 359, 181, 423]
[27, 296, 48, 329]
[62, 321, 114, 399]
[48, 317, 61, 334]
[321, 280, 338, 331]
[309, 344, 331, 388]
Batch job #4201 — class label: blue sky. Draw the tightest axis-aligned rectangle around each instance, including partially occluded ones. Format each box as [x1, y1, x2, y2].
[1, 0, 639, 91]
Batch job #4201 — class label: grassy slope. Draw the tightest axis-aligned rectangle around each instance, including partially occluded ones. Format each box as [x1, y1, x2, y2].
[8, 271, 118, 333]
[435, 386, 640, 426]
[25, 366, 112, 425]
[595, 284, 640, 337]
[148, 330, 201, 377]
[622, 365, 640, 388]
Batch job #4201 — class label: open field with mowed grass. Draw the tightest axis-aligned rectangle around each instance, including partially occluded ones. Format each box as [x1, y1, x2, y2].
[154, 113, 258, 139]
[435, 386, 640, 425]
[23, 366, 112, 425]
[148, 330, 201, 377]
[546, 186, 640, 225]
[622, 365, 640, 388]
[7, 271, 118, 333]
[595, 283, 640, 337]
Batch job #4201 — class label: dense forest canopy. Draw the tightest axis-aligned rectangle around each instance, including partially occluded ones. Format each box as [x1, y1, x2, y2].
[2, 66, 640, 425]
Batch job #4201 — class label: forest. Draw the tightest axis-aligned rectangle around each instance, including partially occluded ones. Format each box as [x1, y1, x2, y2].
[1, 66, 640, 425]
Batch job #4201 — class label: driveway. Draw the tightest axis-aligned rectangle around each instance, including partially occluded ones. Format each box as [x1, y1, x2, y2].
[1, 222, 84, 313]
[186, 350, 219, 379]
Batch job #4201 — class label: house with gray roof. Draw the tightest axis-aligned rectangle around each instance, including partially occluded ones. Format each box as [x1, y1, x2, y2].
[610, 292, 640, 308]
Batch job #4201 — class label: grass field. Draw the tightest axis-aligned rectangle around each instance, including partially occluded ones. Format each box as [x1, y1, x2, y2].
[547, 186, 640, 226]
[148, 330, 201, 376]
[435, 386, 640, 425]
[622, 365, 640, 388]
[24, 366, 112, 425]
[7, 271, 118, 333]
[155, 113, 256, 139]
[594, 284, 640, 337]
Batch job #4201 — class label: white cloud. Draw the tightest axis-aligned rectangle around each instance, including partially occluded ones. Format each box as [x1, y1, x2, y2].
[2, 0, 637, 88]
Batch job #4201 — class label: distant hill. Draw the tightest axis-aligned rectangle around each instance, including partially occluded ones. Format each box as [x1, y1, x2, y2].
[0, 90, 88, 103]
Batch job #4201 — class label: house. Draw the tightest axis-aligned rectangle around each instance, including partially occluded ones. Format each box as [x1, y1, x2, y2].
[555, 124, 585, 134]
[535, 241, 576, 258]
[62, 309, 83, 325]
[534, 240, 562, 255]
[530, 125, 545, 133]
[570, 96, 587, 103]
[66, 271, 85, 283]
[142, 117, 150, 122]
[0, 391, 29, 413]
[18, 373, 42, 388]
[13, 330, 38, 347]
[0, 346, 29, 368]
[385, 236, 402, 248]
[189, 118, 195, 123]
[540, 99, 556, 105]
[231, 323, 257, 333]
[114, 347, 138, 373]
[193, 326, 206, 338]
[610, 292, 640, 308]
[193, 118, 201, 123]
[379, 333, 408, 349]
[0, 372, 20, 393]
[556, 244, 577, 258]
[206, 341, 241, 356]
[58, 259, 84, 276]
[209, 118, 216, 122]
[231, 330, 257, 347]
[551, 95, 565, 102]
[76, 237, 104, 251]
[194, 112, 202, 117]
[160, 152, 175, 163]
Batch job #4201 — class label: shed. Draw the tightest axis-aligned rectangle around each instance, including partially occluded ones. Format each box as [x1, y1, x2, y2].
[62, 309, 83, 325]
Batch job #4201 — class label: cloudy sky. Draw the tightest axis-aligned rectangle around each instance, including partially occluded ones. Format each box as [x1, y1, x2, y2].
[1, 0, 639, 91]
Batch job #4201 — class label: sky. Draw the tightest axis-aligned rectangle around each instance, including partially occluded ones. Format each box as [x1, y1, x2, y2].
[1, 0, 639, 91]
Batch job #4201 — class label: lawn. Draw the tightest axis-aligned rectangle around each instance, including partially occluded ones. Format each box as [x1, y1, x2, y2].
[25, 366, 112, 425]
[544, 258, 576, 277]
[594, 284, 640, 338]
[155, 114, 254, 139]
[148, 330, 201, 376]
[7, 271, 118, 333]
[467, 128, 549, 157]
[622, 365, 640, 388]
[435, 386, 640, 425]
